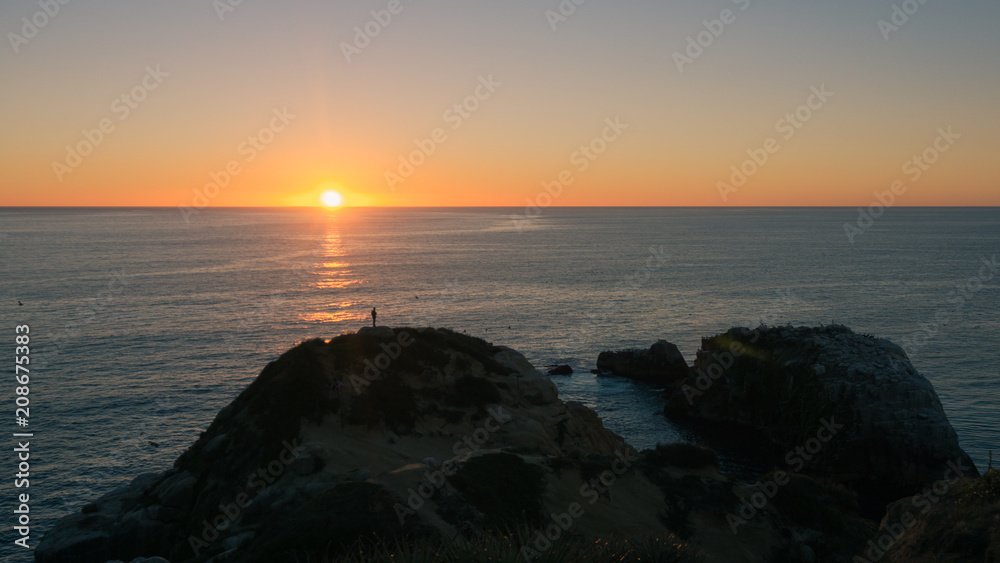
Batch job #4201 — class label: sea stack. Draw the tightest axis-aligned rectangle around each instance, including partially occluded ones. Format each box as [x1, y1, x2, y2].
[596, 339, 691, 385]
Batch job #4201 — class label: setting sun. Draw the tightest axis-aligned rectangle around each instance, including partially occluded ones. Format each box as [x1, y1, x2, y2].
[320, 190, 343, 208]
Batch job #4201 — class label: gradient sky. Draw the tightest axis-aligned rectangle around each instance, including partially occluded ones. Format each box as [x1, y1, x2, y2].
[2, 0, 998, 207]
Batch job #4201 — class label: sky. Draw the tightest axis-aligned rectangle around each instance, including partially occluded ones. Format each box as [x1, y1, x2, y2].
[1, 0, 998, 207]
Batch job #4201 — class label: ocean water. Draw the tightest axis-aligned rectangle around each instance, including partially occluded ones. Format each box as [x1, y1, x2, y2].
[0, 206, 997, 560]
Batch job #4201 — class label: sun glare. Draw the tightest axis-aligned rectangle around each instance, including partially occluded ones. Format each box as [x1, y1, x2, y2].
[320, 190, 343, 208]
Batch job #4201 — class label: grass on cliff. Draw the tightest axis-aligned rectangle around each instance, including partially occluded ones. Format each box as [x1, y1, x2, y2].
[338, 328, 507, 432]
[320, 528, 701, 563]
[956, 468, 1000, 506]
[876, 468, 1000, 562]
[396, 327, 515, 376]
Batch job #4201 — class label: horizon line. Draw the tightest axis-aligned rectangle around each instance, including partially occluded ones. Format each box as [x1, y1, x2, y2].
[2, 205, 999, 209]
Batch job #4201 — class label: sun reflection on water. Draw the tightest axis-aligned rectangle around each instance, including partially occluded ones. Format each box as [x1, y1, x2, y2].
[303, 225, 364, 323]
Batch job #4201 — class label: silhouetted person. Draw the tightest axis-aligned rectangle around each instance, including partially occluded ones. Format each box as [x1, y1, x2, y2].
[371, 307, 377, 327]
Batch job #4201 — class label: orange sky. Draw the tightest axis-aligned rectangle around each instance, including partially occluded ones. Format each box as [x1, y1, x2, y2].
[2, 2, 998, 208]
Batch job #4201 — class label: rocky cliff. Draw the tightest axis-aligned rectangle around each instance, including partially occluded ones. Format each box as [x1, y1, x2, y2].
[38, 326, 884, 563]
[664, 324, 979, 509]
[869, 468, 999, 562]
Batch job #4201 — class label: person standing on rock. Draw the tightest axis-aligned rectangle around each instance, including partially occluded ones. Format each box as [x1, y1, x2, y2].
[371, 307, 377, 327]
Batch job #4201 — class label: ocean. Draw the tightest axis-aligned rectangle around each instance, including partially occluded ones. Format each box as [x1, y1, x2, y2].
[0, 206, 997, 560]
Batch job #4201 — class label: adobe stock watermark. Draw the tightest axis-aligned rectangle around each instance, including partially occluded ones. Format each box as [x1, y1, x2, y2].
[544, 0, 591, 31]
[341, 0, 415, 63]
[212, 0, 246, 21]
[349, 329, 417, 393]
[384, 75, 501, 192]
[393, 406, 514, 524]
[187, 439, 305, 556]
[32, 268, 134, 370]
[222, 236, 326, 353]
[179, 106, 296, 222]
[571, 245, 669, 347]
[673, 0, 751, 73]
[346, 283, 466, 392]
[512, 117, 629, 230]
[717, 85, 833, 202]
[61, 397, 176, 517]
[727, 417, 844, 533]
[520, 450, 634, 561]
[852, 458, 972, 562]
[878, 0, 932, 41]
[52, 65, 169, 182]
[843, 126, 959, 243]
[679, 290, 801, 405]
[899, 253, 997, 359]
[7, 0, 72, 54]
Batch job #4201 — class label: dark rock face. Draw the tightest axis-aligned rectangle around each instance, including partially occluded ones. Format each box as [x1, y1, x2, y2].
[35, 328, 632, 563]
[872, 469, 1000, 562]
[547, 364, 573, 375]
[596, 339, 690, 385]
[636, 445, 877, 562]
[37, 326, 887, 563]
[665, 325, 978, 506]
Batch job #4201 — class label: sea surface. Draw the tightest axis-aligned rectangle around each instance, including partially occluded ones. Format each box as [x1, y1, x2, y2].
[0, 206, 998, 560]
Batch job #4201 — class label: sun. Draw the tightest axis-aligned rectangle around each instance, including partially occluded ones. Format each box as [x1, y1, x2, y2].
[320, 190, 343, 208]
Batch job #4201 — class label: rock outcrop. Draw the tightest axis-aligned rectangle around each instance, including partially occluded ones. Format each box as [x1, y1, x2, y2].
[664, 325, 979, 508]
[547, 364, 573, 376]
[38, 327, 880, 563]
[869, 468, 1000, 562]
[596, 339, 690, 385]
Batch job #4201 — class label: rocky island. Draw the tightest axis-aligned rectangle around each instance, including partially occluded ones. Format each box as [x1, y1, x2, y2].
[38, 326, 998, 562]
[596, 339, 690, 385]
[663, 325, 979, 508]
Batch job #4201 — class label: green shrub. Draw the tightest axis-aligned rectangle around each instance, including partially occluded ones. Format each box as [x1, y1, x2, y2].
[956, 469, 1000, 506]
